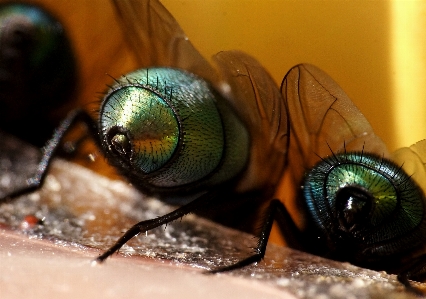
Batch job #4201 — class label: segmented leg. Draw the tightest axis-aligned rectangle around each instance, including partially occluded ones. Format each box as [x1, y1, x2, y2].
[209, 199, 300, 273]
[397, 257, 426, 295]
[0, 109, 98, 203]
[95, 190, 220, 262]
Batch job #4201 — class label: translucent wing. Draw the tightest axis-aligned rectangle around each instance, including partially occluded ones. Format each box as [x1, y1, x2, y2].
[281, 64, 389, 186]
[392, 139, 426, 193]
[212, 50, 289, 194]
[112, 0, 289, 196]
[111, 0, 216, 83]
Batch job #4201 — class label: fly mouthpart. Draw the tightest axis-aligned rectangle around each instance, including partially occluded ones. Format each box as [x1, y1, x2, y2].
[106, 126, 132, 159]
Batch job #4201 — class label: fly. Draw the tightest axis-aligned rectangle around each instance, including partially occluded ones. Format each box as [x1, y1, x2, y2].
[1, 0, 426, 295]
[0, 2, 77, 146]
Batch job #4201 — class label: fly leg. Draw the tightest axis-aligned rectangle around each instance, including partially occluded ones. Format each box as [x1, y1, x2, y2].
[0, 109, 98, 203]
[397, 257, 426, 295]
[209, 198, 301, 273]
[95, 190, 219, 262]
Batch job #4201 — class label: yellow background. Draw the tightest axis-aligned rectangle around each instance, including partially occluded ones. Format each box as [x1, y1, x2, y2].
[6, 0, 426, 247]
[7, 0, 426, 151]
[161, 0, 426, 152]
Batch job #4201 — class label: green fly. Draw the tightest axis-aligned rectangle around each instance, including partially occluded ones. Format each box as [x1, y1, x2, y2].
[0, 2, 77, 146]
[1, 0, 426, 294]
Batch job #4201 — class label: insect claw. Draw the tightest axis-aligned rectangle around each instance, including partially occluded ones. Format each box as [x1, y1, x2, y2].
[208, 254, 263, 274]
[397, 273, 426, 296]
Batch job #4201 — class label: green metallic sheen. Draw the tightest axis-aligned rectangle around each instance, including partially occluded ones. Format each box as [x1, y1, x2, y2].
[100, 68, 249, 189]
[0, 4, 62, 68]
[101, 87, 179, 173]
[327, 164, 397, 226]
[0, 3, 77, 147]
[303, 152, 424, 250]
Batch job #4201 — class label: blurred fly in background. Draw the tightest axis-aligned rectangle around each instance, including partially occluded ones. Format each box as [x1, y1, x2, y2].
[0, 2, 76, 146]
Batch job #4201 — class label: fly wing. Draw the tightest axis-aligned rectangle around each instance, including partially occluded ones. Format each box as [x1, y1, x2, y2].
[212, 50, 289, 195]
[111, 0, 216, 83]
[113, 0, 289, 195]
[392, 139, 426, 193]
[282, 64, 389, 186]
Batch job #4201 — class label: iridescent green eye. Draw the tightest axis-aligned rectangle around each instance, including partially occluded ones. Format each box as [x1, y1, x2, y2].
[303, 152, 425, 257]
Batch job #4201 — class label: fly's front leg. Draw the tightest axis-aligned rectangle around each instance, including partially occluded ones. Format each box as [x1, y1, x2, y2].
[397, 257, 426, 296]
[0, 109, 98, 203]
[209, 198, 301, 273]
[95, 190, 219, 263]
